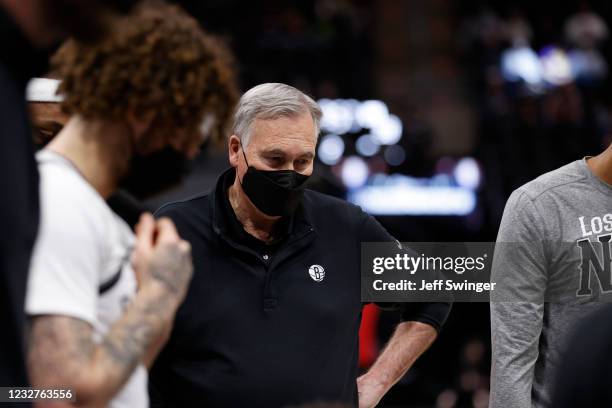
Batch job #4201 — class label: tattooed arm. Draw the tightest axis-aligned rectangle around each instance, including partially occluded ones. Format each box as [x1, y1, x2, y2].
[29, 283, 174, 406]
[28, 215, 192, 407]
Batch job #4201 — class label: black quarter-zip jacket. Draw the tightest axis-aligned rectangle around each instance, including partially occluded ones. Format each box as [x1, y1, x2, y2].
[149, 168, 451, 408]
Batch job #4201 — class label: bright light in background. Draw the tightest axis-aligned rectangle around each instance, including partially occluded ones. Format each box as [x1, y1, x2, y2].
[453, 157, 481, 190]
[317, 134, 345, 165]
[372, 114, 403, 145]
[318, 98, 402, 146]
[316, 98, 480, 217]
[540, 46, 574, 86]
[349, 184, 476, 216]
[318, 99, 355, 134]
[499, 44, 608, 89]
[355, 100, 389, 129]
[341, 156, 369, 189]
[384, 144, 406, 166]
[346, 162, 480, 216]
[355, 134, 380, 157]
[501, 46, 543, 86]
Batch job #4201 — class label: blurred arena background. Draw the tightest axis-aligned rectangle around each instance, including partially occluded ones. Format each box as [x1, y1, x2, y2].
[133, 1, 612, 406]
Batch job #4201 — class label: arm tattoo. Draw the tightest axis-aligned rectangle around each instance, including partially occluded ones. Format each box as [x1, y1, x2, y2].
[100, 292, 173, 373]
[147, 244, 192, 295]
[28, 287, 177, 400]
[28, 316, 94, 387]
[28, 244, 190, 399]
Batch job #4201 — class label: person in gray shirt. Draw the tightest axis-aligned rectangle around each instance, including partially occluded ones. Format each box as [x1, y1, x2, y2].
[489, 146, 612, 408]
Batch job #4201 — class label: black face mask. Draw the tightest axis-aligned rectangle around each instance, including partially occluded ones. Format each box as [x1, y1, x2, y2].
[120, 147, 192, 200]
[239, 148, 309, 217]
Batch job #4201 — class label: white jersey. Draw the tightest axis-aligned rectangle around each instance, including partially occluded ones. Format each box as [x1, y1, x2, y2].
[26, 150, 148, 408]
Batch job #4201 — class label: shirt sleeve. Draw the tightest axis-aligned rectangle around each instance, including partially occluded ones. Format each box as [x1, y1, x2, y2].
[489, 190, 548, 408]
[359, 211, 452, 332]
[26, 173, 103, 326]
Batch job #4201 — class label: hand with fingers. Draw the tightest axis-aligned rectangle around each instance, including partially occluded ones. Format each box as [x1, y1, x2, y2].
[132, 213, 193, 304]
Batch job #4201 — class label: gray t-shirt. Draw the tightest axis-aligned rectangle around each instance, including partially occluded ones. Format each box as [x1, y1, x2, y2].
[490, 158, 612, 408]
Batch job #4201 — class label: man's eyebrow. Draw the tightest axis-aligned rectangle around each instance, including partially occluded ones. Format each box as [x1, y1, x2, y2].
[261, 149, 286, 156]
[300, 152, 315, 159]
[261, 149, 314, 159]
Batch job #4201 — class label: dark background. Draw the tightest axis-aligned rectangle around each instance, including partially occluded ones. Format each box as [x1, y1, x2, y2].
[146, 1, 612, 406]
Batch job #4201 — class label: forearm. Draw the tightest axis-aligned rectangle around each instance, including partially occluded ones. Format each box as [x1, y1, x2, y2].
[29, 283, 180, 407]
[143, 314, 174, 370]
[360, 321, 437, 392]
[93, 282, 179, 389]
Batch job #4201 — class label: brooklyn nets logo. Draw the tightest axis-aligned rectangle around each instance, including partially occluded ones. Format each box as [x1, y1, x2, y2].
[308, 264, 325, 282]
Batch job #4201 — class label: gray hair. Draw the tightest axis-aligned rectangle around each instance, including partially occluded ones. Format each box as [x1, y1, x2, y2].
[232, 83, 322, 148]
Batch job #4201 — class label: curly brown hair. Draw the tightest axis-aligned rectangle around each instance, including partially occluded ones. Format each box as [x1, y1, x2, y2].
[51, 0, 238, 145]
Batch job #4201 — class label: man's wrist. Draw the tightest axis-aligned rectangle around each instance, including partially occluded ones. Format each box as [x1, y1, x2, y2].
[138, 280, 182, 314]
[358, 372, 390, 393]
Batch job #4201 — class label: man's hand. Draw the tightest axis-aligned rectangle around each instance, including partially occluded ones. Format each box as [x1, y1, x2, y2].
[357, 321, 438, 408]
[357, 374, 387, 408]
[132, 213, 193, 303]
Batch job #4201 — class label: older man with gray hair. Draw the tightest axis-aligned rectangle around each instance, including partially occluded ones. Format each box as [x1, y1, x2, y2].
[149, 83, 451, 408]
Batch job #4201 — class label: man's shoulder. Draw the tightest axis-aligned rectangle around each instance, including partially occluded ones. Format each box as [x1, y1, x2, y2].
[38, 154, 92, 197]
[513, 160, 587, 202]
[37, 154, 110, 234]
[155, 191, 213, 223]
[303, 189, 362, 210]
[302, 189, 367, 225]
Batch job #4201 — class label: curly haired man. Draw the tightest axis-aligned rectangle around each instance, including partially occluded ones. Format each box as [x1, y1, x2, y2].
[24, 2, 237, 407]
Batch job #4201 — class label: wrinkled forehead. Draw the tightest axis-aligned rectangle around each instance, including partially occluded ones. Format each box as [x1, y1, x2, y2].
[248, 113, 318, 152]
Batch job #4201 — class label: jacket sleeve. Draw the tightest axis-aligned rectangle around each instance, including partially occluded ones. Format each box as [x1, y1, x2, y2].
[358, 211, 452, 333]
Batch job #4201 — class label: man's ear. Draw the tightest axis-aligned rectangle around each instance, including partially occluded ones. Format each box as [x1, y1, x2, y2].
[228, 134, 241, 167]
